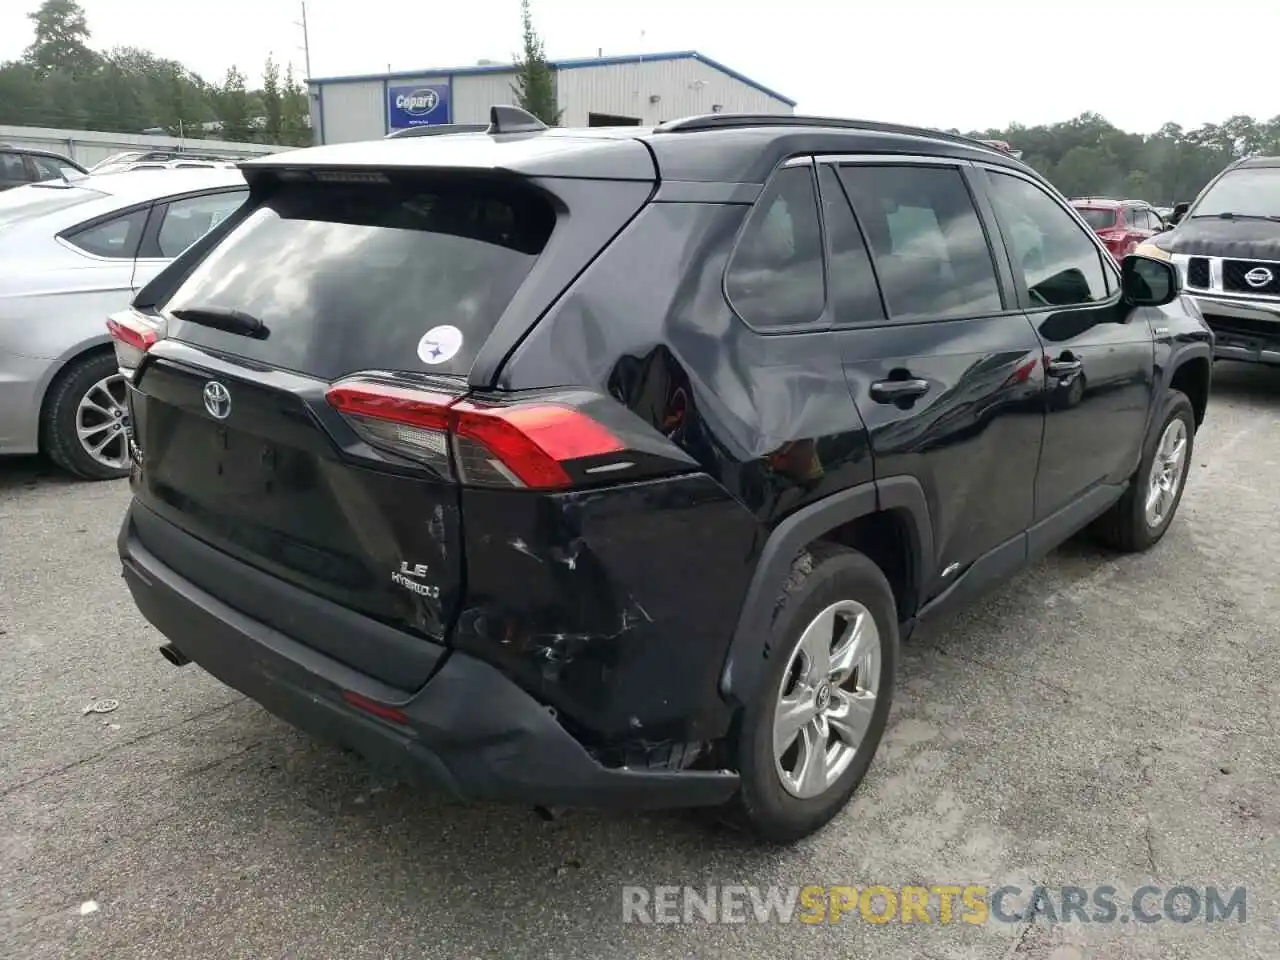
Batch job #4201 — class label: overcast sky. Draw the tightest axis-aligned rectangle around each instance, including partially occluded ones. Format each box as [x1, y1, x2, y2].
[1, 0, 1275, 133]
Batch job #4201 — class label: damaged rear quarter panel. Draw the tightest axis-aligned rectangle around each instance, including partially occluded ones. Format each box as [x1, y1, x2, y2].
[454, 473, 759, 746]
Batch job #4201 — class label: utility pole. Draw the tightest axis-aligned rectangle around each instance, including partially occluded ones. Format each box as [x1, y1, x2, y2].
[295, 1, 312, 78]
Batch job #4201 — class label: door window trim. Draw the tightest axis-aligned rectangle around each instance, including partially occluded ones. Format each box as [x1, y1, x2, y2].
[57, 204, 154, 261]
[973, 162, 1123, 312]
[815, 154, 1022, 326]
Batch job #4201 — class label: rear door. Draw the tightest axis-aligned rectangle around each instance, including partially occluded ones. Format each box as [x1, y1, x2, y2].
[820, 156, 1045, 603]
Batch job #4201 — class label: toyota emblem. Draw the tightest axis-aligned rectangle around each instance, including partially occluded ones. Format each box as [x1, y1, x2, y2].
[1244, 266, 1274, 288]
[202, 381, 231, 420]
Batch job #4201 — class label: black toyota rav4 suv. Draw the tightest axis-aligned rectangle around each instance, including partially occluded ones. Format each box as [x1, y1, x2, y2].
[111, 108, 1213, 843]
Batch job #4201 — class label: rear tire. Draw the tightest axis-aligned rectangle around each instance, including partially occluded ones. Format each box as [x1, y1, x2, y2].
[1093, 390, 1195, 552]
[41, 351, 132, 481]
[727, 542, 898, 844]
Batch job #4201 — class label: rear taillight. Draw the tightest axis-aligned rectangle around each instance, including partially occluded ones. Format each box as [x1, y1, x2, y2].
[106, 309, 164, 379]
[325, 380, 625, 490]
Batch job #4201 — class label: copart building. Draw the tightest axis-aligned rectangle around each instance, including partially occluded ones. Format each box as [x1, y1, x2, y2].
[306, 50, 795, 144]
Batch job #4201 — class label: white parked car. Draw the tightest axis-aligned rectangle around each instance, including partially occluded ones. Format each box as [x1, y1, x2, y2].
[0, 168, 248, 478]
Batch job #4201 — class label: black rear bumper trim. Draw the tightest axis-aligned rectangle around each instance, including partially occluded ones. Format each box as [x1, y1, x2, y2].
[119, 507, 739, 810]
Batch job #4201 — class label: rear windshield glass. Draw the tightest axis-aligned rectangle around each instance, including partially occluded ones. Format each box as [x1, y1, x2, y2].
[0, 183, 106, 227]
[162, 177, 556, 379]
[1073, 207, 1116, 229]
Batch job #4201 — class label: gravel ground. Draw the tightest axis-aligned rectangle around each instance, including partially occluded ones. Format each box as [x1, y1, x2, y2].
[1, 362, 1278, 960]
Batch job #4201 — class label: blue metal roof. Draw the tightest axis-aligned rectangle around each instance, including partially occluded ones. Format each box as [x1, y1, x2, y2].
[308, 50, 796, 107]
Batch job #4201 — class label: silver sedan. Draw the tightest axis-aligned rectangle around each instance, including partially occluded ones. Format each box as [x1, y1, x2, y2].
[0, 168, 248, 479]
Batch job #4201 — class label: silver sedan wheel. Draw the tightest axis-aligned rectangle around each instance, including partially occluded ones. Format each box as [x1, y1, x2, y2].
[773, 599, 881, 800]
[76, 373, 130, 470]
[1145, 418, 1188, 529]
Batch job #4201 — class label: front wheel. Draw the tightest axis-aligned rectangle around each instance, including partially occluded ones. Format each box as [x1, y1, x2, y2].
[1093, 390, 1195, 552]
[728, 543, 899, 843]
[41, 351, 132, 481]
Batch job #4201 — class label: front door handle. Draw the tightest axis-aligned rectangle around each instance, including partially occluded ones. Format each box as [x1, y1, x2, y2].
[869, 378, 931, 403]
[1047, 357, 1083, 378]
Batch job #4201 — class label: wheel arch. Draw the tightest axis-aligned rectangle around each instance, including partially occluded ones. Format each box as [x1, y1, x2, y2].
[719, 476, 933, 707]
[1166, 346, 1211, 429]
[35, 335, 115, 449]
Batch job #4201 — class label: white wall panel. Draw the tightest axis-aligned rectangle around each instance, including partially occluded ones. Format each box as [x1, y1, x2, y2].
[319, 80, 387, 143]
[453, 72, 520, 124]
[556, 58, 792, 127]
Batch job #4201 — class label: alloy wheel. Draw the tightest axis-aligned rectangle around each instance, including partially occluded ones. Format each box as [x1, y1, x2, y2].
[1144, 417, 1188, 529]
[75, 373, 130, 471]
[772, 599, 881, 799]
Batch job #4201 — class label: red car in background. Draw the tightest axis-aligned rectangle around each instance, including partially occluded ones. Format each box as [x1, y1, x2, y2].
[1070, 198, 1166, 260]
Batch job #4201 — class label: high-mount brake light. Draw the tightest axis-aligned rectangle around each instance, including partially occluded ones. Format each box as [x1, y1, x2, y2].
[106, 310, 164, 379]
[325, 380, 625, 490]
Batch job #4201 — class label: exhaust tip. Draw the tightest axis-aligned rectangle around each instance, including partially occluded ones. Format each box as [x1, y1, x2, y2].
[159, 642, 191, 667]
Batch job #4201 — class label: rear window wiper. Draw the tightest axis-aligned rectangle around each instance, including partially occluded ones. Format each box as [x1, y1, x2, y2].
[170, 306, 269, 339]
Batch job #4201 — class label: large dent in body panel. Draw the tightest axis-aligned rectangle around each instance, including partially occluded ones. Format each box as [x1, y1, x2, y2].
[455, 475, 758, 745]
[499, 202, 874, 521]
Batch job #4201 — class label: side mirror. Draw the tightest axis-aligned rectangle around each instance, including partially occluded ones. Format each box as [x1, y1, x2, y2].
[1169, 201, 1190, 225]
[1122, 254, 1180, 307]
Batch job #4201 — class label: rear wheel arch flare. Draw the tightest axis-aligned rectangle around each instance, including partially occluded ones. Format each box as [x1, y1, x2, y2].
[719, 477, 933, 707]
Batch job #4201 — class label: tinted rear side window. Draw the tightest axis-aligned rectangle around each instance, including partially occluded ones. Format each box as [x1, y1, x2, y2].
[725, 164, 826, 329]
[163, 178, 556, 379]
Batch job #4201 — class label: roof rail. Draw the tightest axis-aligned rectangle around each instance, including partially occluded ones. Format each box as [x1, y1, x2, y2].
[385, 123, 489, 139]
[654, 113, 1004, 154]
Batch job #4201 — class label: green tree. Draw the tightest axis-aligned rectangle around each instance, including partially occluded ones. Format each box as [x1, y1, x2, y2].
[259, 56, 283, 143]
[971, 111, 1275, 206]
[90, 58, 150, 132]
[0, 62, 47, 126]
[23, 0, 98, 78]
[40, 67, 87, 127]
[280, 63, 312, 146]
[213, 65, 254, 141]
[510, 0, 560, 125]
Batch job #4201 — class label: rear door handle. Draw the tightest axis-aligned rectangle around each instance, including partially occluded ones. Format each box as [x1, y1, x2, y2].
[869, 378, 931, 403]
[1047, 358, 1083, 377]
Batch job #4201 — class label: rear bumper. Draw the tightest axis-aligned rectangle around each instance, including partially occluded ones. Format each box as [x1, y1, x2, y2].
[117, 504, 739, 810]
[1189, 293, 1280, 365]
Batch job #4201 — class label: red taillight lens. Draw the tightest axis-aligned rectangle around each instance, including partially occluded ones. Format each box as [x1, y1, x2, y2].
[341, 690, 409, 725]
[326, 383, 457, 477]
[106, 309, 164, 378]
[325, 380, 625, 490]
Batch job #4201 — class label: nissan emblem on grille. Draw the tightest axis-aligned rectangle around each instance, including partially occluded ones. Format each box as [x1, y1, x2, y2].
[1244, 266, 1274, 288]
[203, 381, 231, 420]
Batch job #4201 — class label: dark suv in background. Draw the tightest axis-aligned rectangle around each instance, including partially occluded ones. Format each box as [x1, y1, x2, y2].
[0, 143, 88, 190]
[1139, 154, 1280, 365]
[112, 108, 1213, 843]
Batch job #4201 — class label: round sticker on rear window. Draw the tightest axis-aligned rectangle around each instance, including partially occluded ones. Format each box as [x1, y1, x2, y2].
[417, 325, 464, 365]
